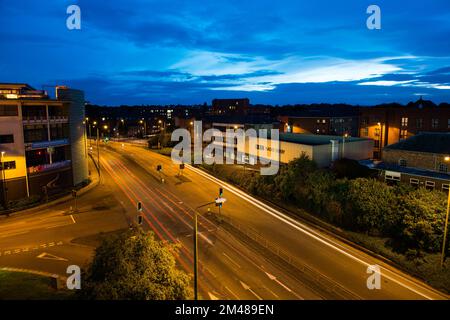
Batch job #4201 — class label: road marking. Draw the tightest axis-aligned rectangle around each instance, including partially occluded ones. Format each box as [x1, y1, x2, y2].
[187, 164, 439, 300]
[239, 280, 263, 300]
[37, 252, 68, 261]
[70, 215, 76, 224]
[222, 252, 241, 269]
[261, 285, 280, 299]
[224, 286, 239, 300]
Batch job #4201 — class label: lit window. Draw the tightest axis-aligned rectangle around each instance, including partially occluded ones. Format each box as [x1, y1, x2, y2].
[400, 129, 408, 140]
[401, 117, 408, 127]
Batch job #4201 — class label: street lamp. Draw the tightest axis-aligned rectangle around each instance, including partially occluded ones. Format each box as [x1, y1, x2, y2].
[1, 151, 7, 210]
[342, 133, 349, 159]
[441, 156, 450, 268]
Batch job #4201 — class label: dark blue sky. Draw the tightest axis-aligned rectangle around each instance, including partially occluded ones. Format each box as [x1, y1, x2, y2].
[1, 0, 450, 105]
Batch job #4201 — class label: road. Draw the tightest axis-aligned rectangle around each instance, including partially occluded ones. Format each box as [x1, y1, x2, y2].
[98, 141, 448, 300]
[0, 140, 447, 300]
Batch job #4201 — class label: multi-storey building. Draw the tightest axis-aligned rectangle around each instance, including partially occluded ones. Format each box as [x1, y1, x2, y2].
[278, 106, 359, 137]
[0, 84, 88, 208]
[359, 98, 450, 159]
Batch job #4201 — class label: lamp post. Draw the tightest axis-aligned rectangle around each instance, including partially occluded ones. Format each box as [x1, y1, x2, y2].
[441, 156, 450, 268]
[342, 133, 349, 159]
[1, 151, 7, 210]
[139, 119, 147, 137]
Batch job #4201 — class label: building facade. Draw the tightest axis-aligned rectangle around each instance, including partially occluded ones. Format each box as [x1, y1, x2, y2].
[359, 99, 450, 159]
[0, 84, 89, 208]
[378, 133, 450, 192]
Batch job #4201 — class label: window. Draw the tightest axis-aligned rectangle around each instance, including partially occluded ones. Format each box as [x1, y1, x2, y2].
[361, 127, 369, 137]
[0, 160, 16, 171]
[410, 178, 420, 188]
[425, 181, 435, 190]
[0, 134, 14, 144]
[432, 119, 439, 129]
[0, 105, 18, 117]
[401, 117, 408, 127]
[439, 163, 448, 173]
[374, 127, 380, 137]
[400, 129, 408, 140]
[399, 159, 407, 167]
[416, 118, 423, 129]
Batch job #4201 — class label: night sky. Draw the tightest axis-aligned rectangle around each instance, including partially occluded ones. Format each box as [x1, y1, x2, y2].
[1, 0, 450, 105]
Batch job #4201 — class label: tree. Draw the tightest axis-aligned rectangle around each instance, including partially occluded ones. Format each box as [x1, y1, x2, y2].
[79, 230, 191, 300]
[395, 188, 447, 253]
[344, 178, 398, 234]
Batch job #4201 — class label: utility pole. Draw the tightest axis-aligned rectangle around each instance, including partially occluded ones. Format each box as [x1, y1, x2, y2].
[1, 152, 7, 210]
[97, 127, 101, 177]
[193, 189, 226, 300]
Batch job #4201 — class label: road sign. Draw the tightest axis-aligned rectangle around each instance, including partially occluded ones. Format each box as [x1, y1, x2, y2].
[215, 197, 227, 204]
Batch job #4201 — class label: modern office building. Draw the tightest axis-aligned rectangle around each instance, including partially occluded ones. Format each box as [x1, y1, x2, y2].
[359, 98, 450, 159]
[376, 132, 450, 191]
[0, 83, 89, 208]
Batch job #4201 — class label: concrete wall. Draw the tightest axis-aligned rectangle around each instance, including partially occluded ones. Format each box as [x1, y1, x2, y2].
[57, 88, 88, 186]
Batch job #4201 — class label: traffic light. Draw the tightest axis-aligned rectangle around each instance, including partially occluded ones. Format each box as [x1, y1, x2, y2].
[138, 215, 143, 225]
[180, 163, 185, 170]
[72, 190, 77, 198]
[137, 201, 143, 212]
[157, 164, 162, 171]
[219, 188, 223, 197]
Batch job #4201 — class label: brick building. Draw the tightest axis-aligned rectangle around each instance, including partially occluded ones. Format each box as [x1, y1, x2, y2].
[359, 98, 450, 159]
[377, 132, 450, 192]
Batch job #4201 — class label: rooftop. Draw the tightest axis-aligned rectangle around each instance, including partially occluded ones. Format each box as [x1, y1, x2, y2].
[384, 132, 450, 154]
[279, 133, 370, 145]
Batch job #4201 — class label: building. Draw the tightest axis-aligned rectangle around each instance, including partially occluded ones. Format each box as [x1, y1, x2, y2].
[376, 132, 450, 192]
[278, 105, 359, 137]
[211, 98, 250, 115]
[359, 98, 450, 159]
[0, 84, 89, 208]
[214, 132, 373, 167]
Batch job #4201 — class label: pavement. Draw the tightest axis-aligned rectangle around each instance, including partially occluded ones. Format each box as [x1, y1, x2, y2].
[0, 140, 448, 300]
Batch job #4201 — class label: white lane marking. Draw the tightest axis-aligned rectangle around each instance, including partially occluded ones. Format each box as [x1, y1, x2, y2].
[37, 252, 68, 261]
[222, 252, 241, 269]
[261, 285, 280, 299]
[224, 286, 239, 300]
[239, 280, 263, 300]
[70, 215, 76, 224]
[187, 164, 438, 300]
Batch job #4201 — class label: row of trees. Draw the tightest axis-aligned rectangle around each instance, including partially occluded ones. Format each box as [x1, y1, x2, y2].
[205, 155, 448, 256]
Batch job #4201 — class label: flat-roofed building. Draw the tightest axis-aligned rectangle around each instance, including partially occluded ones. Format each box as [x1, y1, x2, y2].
[0, 84, 88, 208]
[377, 132, 450, 191]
